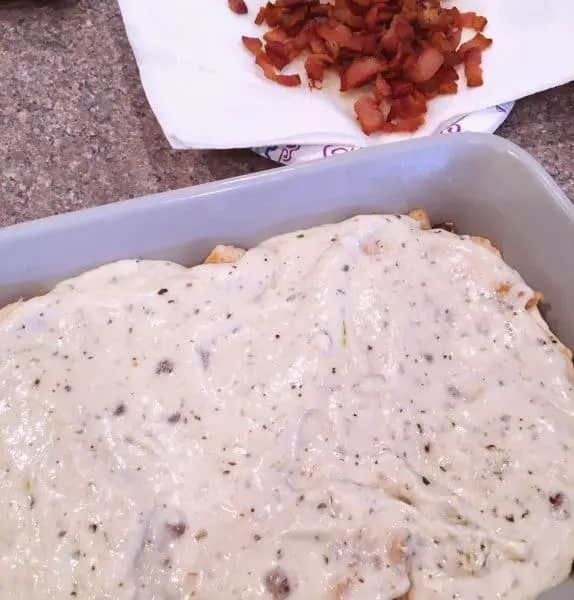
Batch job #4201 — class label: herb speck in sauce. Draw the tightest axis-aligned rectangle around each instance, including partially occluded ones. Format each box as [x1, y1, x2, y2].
[113, 403, 126, 416]
[264, 567, 291, 600]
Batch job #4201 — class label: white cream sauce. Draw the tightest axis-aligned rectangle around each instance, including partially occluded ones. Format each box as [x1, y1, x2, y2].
[1, 215, 574, 600]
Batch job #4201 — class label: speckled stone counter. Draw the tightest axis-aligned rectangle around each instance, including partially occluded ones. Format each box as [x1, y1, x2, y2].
[0, 0, 572, 228]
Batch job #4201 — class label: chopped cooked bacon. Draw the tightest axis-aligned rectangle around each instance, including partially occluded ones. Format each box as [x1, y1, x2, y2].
[355, 95, 385, 134]
[417, 6, 441, 28]
[275, 73, 303, 86]
[229, 0, 492, 135]
[266, 39, 295, 60]
[340, 56, 384, 91]
[228, 0, 248, 15]
[373, 73, 392, 100]
[255, 6, 266, 25]
[380, 15, 414, 53]
[255, 52, 302, 86]
[457, 32, 493, 59]
[242, 36, 263, 56]
[281, 6, 309, 30]
[255, 51, 282, 80]
[390, 80, 413, 98]
[263, 28, 290, 43]
[360, 32, 379, 54]
[305, 53, 333, 87]
[389, 91, 427, 120]
[265, 47, 291, 69]
[464, 48, 483, 87]
[459, 11, 488, 32]
[405, 46, 444, 83]
[309, 36, 328, 54]
[437, 79, 458, 95]
[365, 6, 379, 31]
[332, 6, 365, 29]
[317, 22, 358, 50]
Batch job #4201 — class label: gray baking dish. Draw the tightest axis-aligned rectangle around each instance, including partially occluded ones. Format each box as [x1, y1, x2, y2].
[0, 132, 573, 599]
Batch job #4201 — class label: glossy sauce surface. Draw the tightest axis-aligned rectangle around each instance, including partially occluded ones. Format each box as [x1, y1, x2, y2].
[1, 215, 574, 600]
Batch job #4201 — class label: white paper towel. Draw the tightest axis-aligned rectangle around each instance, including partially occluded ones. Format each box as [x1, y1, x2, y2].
[117, 0, 573, 155]
[252, 101, 515, 164]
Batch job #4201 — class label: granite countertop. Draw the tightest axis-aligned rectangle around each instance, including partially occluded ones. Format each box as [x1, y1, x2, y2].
[0, 0, 572, 228]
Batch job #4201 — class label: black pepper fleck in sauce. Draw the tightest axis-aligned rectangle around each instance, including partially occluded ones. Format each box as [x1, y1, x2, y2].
[167, 412, 181, 424]
[155, 359, 174, 375]
[113, 403, 126, 416]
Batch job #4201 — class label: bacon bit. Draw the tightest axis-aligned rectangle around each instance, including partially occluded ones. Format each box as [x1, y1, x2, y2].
[459, 12, 488, 32]
[275, 73, 303, 87]
[442, 49, 462, 69]
[325, 39, 341, 60]
[228, 0, 248, 15]
[255, 6, 266, 25]
[264, 28, 290, 44]
[341, 56, 383, 91]
[373, 73, 392, 100]
[380, 15, 414, 53]
[359, 32, 377, 54]
[417, 6, 441, 28]
[428, 29, 461, 54]
[309, 36, 327, 54]
[293, 22, 315, 49]
[242, 36, 263, 56]
[265, 48, 291, 70]
[437, 79, 458, 95]
[464, 48, 484, 87]
[383, 115, 425, 133]
[391, 80, 414, 98]
[266, 39, 295, 61]
[278, 0, 315, 7]
[365, 5, 379, 31]
[255, 52, 278, 80]
[256, 52, 302, 86]
[332, 6, 365, 29]
[230, 0, 492, 135]
[305, 53, 333, 87]
[389, 92, 426, 121]
[354, 95, 385, 134]
[281, 6, 309, 30]
[405, 46, 444, 83]
[309, 3, 330, 17]
[458, 32, 493, 59]
[418, 65, 458, 98]
[317, 22, 357, 50]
